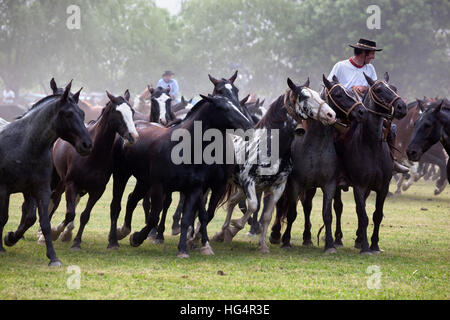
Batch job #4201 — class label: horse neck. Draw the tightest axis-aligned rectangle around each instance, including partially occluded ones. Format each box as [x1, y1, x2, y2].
[89, 110, 117, 158]
[304, 118, 333, 141]
[358, 93, 385, 143]
[25, 99, 60, 152]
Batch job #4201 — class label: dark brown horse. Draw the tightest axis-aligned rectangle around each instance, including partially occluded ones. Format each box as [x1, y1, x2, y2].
[42, 91, 138, 250]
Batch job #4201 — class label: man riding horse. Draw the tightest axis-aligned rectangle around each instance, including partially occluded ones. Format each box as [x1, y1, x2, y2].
[327, 38, 409, 174]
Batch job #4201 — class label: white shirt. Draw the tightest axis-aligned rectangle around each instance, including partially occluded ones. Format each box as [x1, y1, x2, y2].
[2, 89, 15, 104]
[327, 59, 377, 91]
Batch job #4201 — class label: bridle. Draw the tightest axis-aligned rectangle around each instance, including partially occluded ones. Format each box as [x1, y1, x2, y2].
[365, 80, 402, 120]
[324, 83, 364, 119]
[284, 87, 329, 123]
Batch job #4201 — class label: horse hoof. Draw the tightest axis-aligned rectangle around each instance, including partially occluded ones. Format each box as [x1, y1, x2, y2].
[4, 232, 15, 247]
[360, 250, 373, 256]
[230, 219, 244, 230]
[246, 232, 256, 238]
[116, 226, 131, 241]
[129, 233, 141, 247]
[171, 227, 181, 236]
[334, 243, 344, 248]
[281, 243, 292, 250]
[223, 228, 235, 243]
[200, 243, 214, 256]
[70, 244, 82, 252]
[37, 235, 46, 246]
[48, 260, 63, 268]
[148, 229, 157, 240]
[258, 246, 270, 254]
[107, 244, 119, 250]
[177, 252, 190, 259]
[51, 228, 61, 241]
[354, 241, 362, 249]
[303, 240, 313, 247]
[325, 247, 337, 254]
[211, 232, 224, 243]
[60, 230, 73, 243]
[269, 235, 281, 245]
[153, 238, 164, 245]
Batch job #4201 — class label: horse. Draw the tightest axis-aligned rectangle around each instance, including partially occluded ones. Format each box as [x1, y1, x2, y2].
[407, 99, 450, 183]
[133, 86, 153, 116]
[116, 72, 254, 246]
[393, 99, 448, 195]
[330, 72, 407, 254]
[41, 90, 139, 250]
[0, 104, 28, 122]
[269, 75, 366, 252]
[211, 77, 337, 253]
[171, 97, 195, 120]
[107, 93, 253, 258]
[0, 79, 92, 266]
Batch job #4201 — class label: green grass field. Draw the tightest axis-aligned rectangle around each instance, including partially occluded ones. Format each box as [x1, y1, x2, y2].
[0, 179, 448, 300]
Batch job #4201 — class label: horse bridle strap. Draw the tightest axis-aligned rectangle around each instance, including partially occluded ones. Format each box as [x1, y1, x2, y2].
[325, 84, 363, 119]
[284, 89, 306, 123]
[368, 80, 401, 117]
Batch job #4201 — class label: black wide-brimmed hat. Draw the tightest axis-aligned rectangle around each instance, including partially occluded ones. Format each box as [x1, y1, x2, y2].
[162, 70, 175, 77]
[349, 38, 383, 51]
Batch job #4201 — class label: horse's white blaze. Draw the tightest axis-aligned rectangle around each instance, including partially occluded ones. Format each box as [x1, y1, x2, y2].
[156, 93, 170, 122]
[300, 88, 336, 125]
[225, 83, 233, 96]
[117, 103, 139, 140]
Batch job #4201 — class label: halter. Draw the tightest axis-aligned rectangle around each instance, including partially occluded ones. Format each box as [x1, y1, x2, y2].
[324, 83, 364, 119]
[365, 80, 402, 120]
[284, 89, 308, 122]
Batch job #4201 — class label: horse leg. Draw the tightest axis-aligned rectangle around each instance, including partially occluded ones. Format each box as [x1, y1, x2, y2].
[71, 192, 102, 251]
[228, 182, 258, 241]
[197, 193, 214, 256]
[353, 187, 371, 254]
[0, 187, 10, 254]
[177, 190, 202, 258]
[370, 187, 389, 253]
[211, 188, 244, 242]
[259, 184, 286, 253]
[34, 186, 62, 266]
[153, 193, 172, 244]
[120, 182, 148, 240]
[248, 191, 263, 236]
[38, 182, 64, 243]
[129, 187, 163, 247]
[269, 190, 286, 245]
[394, 173, 405, 195]
[321, 183, 336, 253]
[51, 183, 78, 241]
[171, 193, 185, 236]
[107, 173, 130, 249]
[433, 159, 448, 195]
[301, 188, 316, 246]
[4, 193, 36, 247]
[333, 189, 344, 247]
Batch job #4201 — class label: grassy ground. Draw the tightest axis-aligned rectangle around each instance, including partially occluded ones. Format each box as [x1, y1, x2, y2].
[0, 179, 448, 300]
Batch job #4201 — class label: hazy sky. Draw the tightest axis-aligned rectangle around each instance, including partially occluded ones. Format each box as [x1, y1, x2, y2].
[154, 0, 182, 15]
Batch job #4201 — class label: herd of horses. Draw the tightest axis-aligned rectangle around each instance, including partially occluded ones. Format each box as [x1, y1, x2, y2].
[0, 72, 448, 266]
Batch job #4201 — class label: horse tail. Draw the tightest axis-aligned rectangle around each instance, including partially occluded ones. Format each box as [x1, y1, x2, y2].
[217, 182, 236, 209]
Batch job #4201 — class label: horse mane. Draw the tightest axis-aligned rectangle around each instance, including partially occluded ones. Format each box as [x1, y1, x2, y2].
[16, 94, 61, 119]
[255, 95, 286, 129]
[182, 99, 207, 120]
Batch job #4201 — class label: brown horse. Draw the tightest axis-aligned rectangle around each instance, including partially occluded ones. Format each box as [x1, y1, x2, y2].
[41, 91, 139, 250]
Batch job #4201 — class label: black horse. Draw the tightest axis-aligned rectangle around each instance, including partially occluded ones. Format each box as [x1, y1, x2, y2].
[337, 72, 406, 254]
[270, 75, 366, 252]
[0, 79, 92, 266]
[407, 99, 450, 183]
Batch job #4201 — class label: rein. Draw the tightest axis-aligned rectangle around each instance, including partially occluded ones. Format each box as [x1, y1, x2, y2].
[364, 80, 402, 120]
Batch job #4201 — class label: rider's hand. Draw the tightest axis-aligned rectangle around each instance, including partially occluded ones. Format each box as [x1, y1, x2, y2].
[352, 86, 368, 94]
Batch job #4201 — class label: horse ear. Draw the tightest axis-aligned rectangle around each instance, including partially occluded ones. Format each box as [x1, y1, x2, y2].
[166, 85, 171, 94]
[73, 87, 83, 103]
[189, 98, 193, 104]
[229, 70, 238, 84]
[384, 72, 390, 83]
[363, 72, 375, 86]
[416, 99, 425, 112]
[302, 77, 310, 88]
[50, 78, 58, 94]
[323, 75, 332, 90]
[61, 80, 72, 102]
[181, 96, 186, 104]
[332, 75, 339, 83]
[240, 94, 250, 106]
[287, 78, 297, 91]
[260, 99, 265, 107]
[124, 89, 131, 102]
[435, 100, 444, 113]
[208, 74, 219, 86]
[106, 91, 117, 104]
[147, 85, 154, 95]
